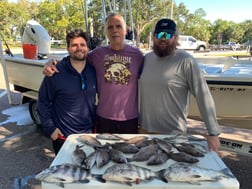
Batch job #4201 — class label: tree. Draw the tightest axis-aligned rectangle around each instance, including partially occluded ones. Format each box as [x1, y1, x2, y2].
[240, 20, 252, 43]
[132, 0, 173, 46]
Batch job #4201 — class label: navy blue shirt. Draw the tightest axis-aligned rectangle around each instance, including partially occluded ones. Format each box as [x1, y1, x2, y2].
[38, 56, 97, 137]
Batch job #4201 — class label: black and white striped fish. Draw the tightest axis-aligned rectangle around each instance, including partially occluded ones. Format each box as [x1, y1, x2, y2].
[102, 163, 165, 186]
[35, 163, 105, 188]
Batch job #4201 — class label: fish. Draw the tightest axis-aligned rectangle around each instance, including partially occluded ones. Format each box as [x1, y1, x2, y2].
[111, 142, 139, 154]
[77, 134, 101, 147]
[163, 134, 206, 144]
[173, 143, 205, 157]
[153, 138, 174, 154]
[185, 142, 209, 154]
[146, 151, 169, 165]
[95, 147, 111, 168]
[169, 152, 199, 163]
[71, 145, 86, 167]
[108, 147, 128, 163]
[102, 163, 163, 186]
[162, 162, 235, 184]
[124, 135, 149, 144]
[35, 163, 105, 188]
[85, 151, 97, 169]
[127, 144, 159, 162]
[96, 133, 124, 141]
[135, 138, 157, 148]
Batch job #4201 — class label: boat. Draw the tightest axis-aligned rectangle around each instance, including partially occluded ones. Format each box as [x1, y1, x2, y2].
[189, 56, 252, 129]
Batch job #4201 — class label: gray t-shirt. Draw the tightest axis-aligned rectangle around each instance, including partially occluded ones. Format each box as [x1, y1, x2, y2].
[139, 49, 220, 135]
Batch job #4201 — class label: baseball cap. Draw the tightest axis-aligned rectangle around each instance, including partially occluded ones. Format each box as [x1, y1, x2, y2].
[154, 18, 176, 34]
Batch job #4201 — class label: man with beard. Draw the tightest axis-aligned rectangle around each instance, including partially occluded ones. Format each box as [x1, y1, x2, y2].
[38, 29, 97, 154]
[139, 18, 221, 153]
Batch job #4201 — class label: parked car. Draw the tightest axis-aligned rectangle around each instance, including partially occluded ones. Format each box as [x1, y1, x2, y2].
[51, 38, 64, 46]
[177, 35, 207, 51]
[220, 41, 241, 51]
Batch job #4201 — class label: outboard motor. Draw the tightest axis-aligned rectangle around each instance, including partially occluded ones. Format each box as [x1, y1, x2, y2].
[22, 20, 51, 59]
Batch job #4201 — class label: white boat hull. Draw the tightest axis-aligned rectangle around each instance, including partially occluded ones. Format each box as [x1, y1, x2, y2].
[4, 56, 45, 91]
[189, 58, 252, 129]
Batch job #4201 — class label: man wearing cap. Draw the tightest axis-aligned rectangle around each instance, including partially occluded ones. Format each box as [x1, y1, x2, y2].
[139, 18, 221, 153]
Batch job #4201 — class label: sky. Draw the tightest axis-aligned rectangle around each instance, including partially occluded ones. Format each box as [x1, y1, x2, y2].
[175, 0, 252, 23]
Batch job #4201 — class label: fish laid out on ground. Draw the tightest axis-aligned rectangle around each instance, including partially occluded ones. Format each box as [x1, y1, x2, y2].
[35, 163, 105, 188]
[162, 162, 235, 184]
[102, 163, 165, 186]
[77, 134, 101, 147]
[71, 145, 86, 167]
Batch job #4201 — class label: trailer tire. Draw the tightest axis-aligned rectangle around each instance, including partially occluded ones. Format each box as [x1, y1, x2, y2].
[29, 100, 41, 127]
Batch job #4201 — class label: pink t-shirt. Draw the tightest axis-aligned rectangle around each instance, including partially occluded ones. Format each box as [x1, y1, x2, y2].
[88, 45, 144, 121]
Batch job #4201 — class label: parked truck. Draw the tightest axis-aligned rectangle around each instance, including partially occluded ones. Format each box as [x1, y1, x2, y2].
[51, 38, 64, 46]
[177, 35, 207, 51]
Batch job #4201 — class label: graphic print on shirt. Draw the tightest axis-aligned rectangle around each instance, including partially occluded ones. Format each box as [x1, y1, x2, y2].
[104, 54, 131, 85]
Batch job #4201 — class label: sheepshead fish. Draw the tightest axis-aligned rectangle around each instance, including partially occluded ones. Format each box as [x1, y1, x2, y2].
[185, 142, 208, 154]
[77, 134, 101, 147]
[95, 147, 111, 168]
[153, 138, 174, 154]
[146, 151, 169, 165]
[35, 163, 105, 188]
[135, 138, 157, 148]
[71, 145, 86, 167]
[102, 163, 162, 186]
[169, 152, 199, 163]
[108, 147, 128, 163]
[173, 143, 205, 157]
[162, 162, 235, 184]
[111, 142, 139, 154]
[85, 151, 97, 169]
[127, 144, 159, 162]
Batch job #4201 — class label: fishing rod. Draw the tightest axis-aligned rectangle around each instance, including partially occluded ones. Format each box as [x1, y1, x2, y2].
[0, 33, 13, 57]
